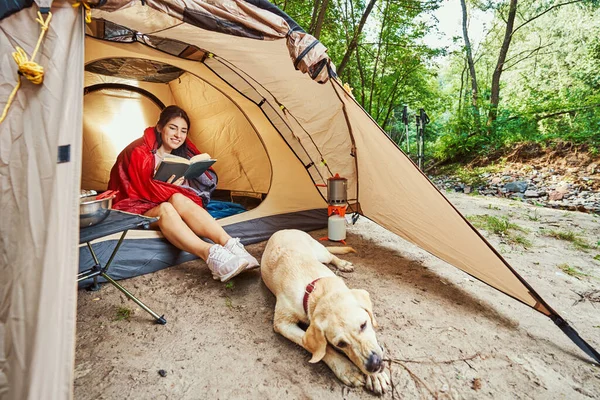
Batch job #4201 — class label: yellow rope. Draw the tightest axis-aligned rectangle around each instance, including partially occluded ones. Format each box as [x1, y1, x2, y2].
[72, 1, 92, 24]
[0, 11, 52, 124]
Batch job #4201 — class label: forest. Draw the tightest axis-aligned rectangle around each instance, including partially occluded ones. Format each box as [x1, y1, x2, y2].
[274, 0, 600, 166]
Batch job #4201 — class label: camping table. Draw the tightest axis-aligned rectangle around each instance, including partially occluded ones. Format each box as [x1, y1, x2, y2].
[78, 210, 166, 325]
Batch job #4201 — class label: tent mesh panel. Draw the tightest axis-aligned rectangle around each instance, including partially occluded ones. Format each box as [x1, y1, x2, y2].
[85, 58, 184, 83]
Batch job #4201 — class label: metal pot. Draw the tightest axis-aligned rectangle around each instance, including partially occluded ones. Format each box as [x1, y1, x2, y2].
[327, 174, 347, 205]
[80, 195, 114, 227]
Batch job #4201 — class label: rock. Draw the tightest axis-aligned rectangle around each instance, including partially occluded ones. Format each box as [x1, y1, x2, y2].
[464, 185, 472, 194]
[524, 190, 540, 198]
[504, 181, 528, 193]
[555, 182, 570, 193]
[491, 177, 502, 185]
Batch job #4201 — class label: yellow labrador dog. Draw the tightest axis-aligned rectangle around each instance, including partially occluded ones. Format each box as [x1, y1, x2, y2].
[261, 229, 390, 394]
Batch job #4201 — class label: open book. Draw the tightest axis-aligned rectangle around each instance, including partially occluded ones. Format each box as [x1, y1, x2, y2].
[154, 153, 216, 182]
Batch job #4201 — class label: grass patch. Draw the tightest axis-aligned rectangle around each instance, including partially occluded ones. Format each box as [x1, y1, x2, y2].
[557, 263, 588, 279]
[467, 214, 526, 235]
[513, 235, 532, 247]
[545, 230, 590, 250]
[467, 214, 530, 247]
[487, 204, 501, 211]
[225, 281, 235, 290]
[114, 306, 132, 321]
[594, 254, 600, 261]
[526, 209, 540, 221]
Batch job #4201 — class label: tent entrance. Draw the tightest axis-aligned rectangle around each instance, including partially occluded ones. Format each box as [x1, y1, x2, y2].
[82, 53, 273, 212]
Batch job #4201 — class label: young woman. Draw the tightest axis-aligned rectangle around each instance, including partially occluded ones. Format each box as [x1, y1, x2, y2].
[108, 105, 258, 282]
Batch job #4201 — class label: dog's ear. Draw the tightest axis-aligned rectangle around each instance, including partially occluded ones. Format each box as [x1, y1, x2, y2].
[303, 316, 327, 363]
[352, 289, 378, 328]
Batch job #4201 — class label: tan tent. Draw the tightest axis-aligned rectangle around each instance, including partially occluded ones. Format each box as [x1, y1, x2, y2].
[1, 0, 598, 398]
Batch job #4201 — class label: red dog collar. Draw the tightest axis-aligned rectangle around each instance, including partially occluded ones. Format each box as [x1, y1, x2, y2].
[303, 278, 321, 315]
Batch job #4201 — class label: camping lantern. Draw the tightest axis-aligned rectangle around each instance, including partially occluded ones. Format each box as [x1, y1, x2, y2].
[326, 174, 348, 242]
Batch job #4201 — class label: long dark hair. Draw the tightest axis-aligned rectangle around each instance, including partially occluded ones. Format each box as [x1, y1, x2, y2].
[155, 105, 192, 158]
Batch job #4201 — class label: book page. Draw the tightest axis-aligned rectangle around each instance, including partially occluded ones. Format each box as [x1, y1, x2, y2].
[190, 153, 212, 163]
[162, 153, 190, 164]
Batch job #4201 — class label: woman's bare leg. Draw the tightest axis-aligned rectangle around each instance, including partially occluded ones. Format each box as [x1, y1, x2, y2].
[144, 202, 212, 260]
[168, 193, 231, 245]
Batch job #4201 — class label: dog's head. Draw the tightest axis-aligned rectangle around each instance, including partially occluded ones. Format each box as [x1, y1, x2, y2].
[302, 289, 384, 375]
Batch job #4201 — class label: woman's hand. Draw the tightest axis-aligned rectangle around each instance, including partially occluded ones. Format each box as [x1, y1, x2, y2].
[167, 175, 185, 186]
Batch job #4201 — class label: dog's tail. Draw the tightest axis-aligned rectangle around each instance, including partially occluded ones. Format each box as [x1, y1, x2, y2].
[325, 246, 357, 255]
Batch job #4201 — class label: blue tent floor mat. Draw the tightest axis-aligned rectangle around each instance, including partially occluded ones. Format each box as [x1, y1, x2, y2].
[206, 200, 246, 219]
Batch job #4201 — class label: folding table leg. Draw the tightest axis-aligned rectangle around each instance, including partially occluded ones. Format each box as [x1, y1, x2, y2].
[85, 231, 167, 325]
[85, 242, 102, 292]
[101, 273, 167, 325]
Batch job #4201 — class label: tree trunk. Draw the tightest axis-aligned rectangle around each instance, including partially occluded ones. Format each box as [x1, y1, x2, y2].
[458, 57, 467, 113]
[487, 0, 518, 128]
[336, 0, 377, 77]
[460, 0, 481, 130]
[309, 0, 320, 33]
[355, 48, 367, 105]
[369, 0, 390, 114]
[312, 0, 329, 39]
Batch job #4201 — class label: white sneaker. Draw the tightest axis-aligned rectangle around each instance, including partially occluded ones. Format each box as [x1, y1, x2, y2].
[207, 244, 249, 282]
[225, 238, 260, 270]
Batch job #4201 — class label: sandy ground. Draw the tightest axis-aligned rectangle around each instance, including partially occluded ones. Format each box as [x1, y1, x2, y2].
[74, 192, 600, 399]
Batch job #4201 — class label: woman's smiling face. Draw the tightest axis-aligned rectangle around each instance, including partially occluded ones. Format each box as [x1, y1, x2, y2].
[159, 116, 188, 152]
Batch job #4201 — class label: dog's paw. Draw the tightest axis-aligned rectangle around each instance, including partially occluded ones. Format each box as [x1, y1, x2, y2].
[328, 355, 365, 387]
[365, 371, 390, 395]
[335, 259, 354, 272]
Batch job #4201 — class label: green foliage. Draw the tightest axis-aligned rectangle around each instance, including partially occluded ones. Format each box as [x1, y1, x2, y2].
[430, 1, 600, 161]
